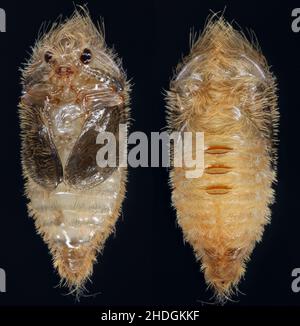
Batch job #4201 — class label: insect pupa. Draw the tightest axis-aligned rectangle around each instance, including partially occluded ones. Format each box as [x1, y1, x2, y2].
[166, 17, 279, 302]
[19, 10, 130, 294]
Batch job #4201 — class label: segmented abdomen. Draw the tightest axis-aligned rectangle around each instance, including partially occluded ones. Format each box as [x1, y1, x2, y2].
[167, 18, 278, 300]
[27, 169, 126, 288]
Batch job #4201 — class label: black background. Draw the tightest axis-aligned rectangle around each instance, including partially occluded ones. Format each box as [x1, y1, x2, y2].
[0, 0, 299, 310]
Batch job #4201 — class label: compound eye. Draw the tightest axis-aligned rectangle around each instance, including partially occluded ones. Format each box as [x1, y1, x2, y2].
[44, 51, 54, 63]
[80, 48, 92, 64]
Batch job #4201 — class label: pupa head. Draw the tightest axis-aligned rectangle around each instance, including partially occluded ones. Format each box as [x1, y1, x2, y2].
[22, 10, 123, 89]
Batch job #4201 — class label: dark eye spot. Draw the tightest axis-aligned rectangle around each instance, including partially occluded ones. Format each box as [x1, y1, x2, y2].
[44, 51, 53, 63]
[80, 48, 92, 64]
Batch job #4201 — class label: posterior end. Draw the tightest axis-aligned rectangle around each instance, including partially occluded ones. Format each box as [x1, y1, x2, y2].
[203, 260, 246, 304]
[53, 245, 97, 298]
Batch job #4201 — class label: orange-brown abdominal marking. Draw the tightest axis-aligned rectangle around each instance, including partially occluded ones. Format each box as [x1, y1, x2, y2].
[19, 10, 130, 295]
[167, 17, 279, 302]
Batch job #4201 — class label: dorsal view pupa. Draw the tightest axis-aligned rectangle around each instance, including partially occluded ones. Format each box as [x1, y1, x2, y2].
[167, 17, 279, 302]
[19, 10, 130, 294]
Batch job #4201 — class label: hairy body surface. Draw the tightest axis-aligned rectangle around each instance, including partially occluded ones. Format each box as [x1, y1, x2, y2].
[167, 18, 279, 301]
[19, 11, 130, 292]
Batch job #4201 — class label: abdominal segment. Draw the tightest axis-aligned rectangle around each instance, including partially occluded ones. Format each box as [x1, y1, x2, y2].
[167, 18, 278, 300]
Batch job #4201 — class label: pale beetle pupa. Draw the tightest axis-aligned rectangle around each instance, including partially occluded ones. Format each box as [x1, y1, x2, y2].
[19, 10, 130, 294]
[167, 17, 279, 302]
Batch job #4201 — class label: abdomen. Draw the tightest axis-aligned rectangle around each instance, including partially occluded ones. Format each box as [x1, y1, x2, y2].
[27, 168, 126, 290]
